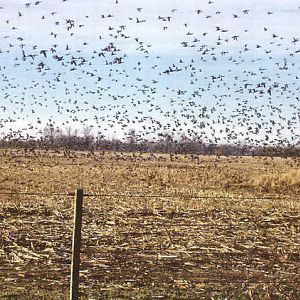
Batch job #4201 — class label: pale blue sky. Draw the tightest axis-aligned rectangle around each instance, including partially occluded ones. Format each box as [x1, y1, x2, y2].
[0, 0, 300, 145]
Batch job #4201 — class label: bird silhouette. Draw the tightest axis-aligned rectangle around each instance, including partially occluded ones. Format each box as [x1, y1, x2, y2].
[0, 0, 298, 155]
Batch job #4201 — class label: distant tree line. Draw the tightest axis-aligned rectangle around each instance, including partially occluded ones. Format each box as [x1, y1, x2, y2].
[0, 125, 300, 157]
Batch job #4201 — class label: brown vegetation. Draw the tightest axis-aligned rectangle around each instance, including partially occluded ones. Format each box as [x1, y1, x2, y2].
[0, 149, 300, 298]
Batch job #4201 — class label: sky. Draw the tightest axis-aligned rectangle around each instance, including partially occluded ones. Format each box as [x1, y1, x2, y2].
[0, 0, 300, 146]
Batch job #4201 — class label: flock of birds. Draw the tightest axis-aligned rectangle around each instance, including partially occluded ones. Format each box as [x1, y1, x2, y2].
[0, 0, 300, 147]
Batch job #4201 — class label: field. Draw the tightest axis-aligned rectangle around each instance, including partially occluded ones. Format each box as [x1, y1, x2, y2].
[1, 149, 300, 299]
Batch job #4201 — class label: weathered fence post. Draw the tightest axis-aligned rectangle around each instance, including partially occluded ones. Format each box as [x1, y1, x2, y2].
[70, 189, 84, 300]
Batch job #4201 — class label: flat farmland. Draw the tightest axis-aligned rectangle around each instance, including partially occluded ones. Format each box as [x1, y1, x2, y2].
[1, 149, 300, 299]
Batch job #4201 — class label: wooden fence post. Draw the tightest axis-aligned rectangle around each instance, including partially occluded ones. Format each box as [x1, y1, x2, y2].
[70, 189, 84, 300]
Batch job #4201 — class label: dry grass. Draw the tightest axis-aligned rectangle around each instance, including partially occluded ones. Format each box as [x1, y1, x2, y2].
[0, 149, 300, 299]
[251, 169, 300, 193]
[0, 149, 299, 196]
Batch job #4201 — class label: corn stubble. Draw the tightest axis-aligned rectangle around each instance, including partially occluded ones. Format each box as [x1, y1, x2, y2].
[0, 149, 300, 299]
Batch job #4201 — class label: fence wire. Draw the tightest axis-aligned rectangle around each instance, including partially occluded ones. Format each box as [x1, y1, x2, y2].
[0, 190, 299, 200]
[1, 188, 300, 290]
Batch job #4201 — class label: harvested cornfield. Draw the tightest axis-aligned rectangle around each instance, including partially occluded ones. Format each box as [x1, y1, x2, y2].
[0, 149, 300, 299]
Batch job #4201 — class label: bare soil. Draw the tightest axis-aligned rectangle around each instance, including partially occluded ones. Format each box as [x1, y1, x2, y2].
[0, 149, 300, 299]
